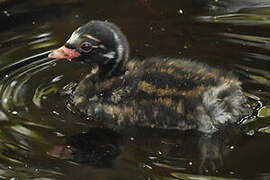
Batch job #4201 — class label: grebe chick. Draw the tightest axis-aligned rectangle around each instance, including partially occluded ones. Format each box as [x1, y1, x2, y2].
[48, 20, 252, 133]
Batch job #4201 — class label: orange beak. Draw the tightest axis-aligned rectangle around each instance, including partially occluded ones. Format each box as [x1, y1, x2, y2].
[48, 46, 81, 59]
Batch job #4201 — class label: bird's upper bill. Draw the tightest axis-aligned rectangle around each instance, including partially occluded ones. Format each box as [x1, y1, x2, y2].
[48, 46, 81, 60]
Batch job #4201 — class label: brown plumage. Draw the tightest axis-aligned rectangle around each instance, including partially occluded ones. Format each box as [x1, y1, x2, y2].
[49, 20, 252, 133]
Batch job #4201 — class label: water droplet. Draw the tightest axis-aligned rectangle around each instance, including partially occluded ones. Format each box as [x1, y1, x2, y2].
[178, 9, 184, 15]
[52, 111, 60, 116]
[11, 111, 18, 115]
[41, 95, 47, 100]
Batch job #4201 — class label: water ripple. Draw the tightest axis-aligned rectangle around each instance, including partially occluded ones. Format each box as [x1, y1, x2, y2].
[0, 54, 57, 114]
[197, 13, 270, 25]
[221, 32, 270, 49]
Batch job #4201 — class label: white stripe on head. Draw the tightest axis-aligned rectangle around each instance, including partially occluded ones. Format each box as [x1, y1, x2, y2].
[103, 51, 116, 60]
[83, 34, 100, 42]
[67, 31, 80, 45]
[102, 27, 124, 75]
[113, 31, 124, 64]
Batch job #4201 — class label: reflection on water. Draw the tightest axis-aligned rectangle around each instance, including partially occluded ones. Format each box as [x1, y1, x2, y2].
[1, 0, 270, 179]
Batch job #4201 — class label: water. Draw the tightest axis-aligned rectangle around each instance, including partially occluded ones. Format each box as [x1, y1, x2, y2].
[1, 0, 270, 179]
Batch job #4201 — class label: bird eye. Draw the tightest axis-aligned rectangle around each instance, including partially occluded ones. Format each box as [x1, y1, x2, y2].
[78, 42, 93, 53]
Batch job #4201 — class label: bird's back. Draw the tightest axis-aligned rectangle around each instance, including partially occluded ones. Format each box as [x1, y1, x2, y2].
[72, 58, 252, 133]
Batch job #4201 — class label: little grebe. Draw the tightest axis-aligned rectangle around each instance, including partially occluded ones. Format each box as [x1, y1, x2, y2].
[48, 20, 252, 133]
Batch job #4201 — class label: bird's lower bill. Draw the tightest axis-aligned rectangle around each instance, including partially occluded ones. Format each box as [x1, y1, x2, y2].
[48, 46, 81, 59]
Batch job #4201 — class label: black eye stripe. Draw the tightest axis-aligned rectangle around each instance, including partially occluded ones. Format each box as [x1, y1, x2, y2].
[65, 43, 76, 49]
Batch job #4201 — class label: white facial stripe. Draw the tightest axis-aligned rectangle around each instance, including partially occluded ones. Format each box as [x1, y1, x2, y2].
[83, 34, 100, 42]
[117, 44, 124, 63]
[66, 32, 80, 45]
[108, 26, 124, 63]
[101, 26, 126, 76]
[103, 51, 116, 59]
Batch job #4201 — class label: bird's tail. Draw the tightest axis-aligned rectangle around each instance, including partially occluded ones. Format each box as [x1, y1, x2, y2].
[194, 79, 252, 133]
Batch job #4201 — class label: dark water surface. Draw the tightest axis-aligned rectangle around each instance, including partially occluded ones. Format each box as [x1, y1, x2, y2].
[1, 0, 270, 179]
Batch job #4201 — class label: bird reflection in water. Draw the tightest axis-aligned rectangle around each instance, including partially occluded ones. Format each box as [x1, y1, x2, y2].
[47, 128, 122, 167]
[47, 126, 242, 175]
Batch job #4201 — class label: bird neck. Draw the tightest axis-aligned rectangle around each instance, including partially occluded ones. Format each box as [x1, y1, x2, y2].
[99, 41, 129, 78]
